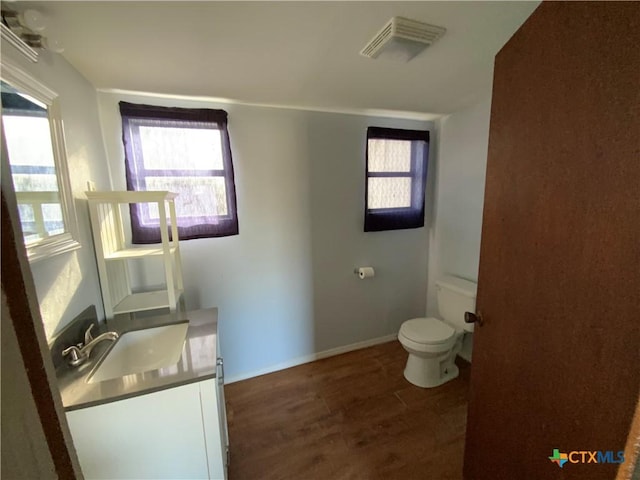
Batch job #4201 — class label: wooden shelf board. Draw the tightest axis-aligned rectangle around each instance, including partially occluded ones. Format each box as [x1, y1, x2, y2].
[105, 246, 178, 260]
[113, 290, 183, 314]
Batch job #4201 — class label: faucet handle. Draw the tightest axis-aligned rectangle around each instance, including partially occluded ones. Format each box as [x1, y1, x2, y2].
[62, 345, 86, 367]
[84, 324, 95, 345]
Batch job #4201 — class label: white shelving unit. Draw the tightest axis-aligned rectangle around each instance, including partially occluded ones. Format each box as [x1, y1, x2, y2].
[86, 191, 184, 319]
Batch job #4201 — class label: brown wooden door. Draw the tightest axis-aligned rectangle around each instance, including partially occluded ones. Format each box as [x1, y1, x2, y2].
[463, 3, 640, 480]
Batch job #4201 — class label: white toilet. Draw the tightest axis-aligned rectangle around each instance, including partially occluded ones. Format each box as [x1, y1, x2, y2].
[398, 275, 477, 388]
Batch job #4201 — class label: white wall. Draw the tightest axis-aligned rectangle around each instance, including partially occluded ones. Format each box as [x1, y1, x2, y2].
[1, 46, 111, 339]
[97, 91, 434, 380]
[427, 94, 492, 360]
[1, 42, 485, 377]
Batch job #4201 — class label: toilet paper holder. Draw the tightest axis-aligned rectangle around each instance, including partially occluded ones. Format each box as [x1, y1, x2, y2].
[354, 267, 375, 279]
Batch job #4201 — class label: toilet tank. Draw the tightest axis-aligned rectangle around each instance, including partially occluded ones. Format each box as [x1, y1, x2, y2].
[436, 276, 477, 332]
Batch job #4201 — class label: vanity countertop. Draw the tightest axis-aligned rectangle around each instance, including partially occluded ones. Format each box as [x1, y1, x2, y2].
[57, 308, 218, 412]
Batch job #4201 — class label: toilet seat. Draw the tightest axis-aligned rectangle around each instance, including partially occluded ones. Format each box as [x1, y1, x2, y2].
[399, 317, 456, 351]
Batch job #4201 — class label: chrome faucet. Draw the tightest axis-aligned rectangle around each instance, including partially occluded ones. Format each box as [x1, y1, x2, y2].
[62, 324, 119, 367]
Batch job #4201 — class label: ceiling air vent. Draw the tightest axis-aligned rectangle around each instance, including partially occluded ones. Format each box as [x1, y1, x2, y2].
[360, 16, 446, 62]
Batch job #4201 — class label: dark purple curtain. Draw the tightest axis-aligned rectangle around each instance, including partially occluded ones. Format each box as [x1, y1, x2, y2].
[120, 102, 239, 244]
[364, 127, 430, 232]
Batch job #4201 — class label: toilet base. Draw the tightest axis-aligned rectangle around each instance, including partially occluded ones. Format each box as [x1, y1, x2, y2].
[403, 352, 460, 388]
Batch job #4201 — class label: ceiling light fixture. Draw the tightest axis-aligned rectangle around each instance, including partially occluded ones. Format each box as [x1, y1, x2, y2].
[20, 9, 46, 32]
[361, 16, 446, 62]
[1, 4, 64, 54]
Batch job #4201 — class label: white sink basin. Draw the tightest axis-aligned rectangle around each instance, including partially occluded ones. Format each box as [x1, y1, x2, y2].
[88, 323, 188, 383]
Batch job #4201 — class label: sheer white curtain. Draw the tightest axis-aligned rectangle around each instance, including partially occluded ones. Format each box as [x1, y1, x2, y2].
[120, 102, 239, 243]
[364, 127, 430, 232]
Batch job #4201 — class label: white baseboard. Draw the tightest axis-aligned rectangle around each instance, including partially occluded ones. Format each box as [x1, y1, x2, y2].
[225, 333, 398, 384]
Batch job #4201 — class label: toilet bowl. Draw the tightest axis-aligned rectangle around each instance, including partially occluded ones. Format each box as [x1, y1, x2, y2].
[398, 317, 462, 388]
[398, 276, 477, 388]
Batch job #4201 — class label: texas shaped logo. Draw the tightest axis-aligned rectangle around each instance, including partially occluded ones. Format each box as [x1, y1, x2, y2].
[549, 449, 568, 468]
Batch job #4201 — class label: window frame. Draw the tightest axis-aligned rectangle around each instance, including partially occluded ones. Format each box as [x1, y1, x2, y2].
[364, 127, 430, 232]
[1, 60, 81, 262]
[119, 102, 239, 244]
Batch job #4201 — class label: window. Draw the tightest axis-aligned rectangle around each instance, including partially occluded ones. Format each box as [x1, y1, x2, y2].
[120, 102, 239, 244]
[1, 62, 80, 263]
[364, 127, 430, 232]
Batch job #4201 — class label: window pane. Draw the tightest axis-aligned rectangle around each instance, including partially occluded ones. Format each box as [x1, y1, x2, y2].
[3, 116, 56, 168]
[2, 107, 66, 244]
[368, 177, 412, 209]
[138, 125, 224, 170]
[16, 201, 63, 243]
[121, 103, 239, 242]
[12, 173, 58, 192]
[368, 139, 411, 172]
[146, 176, 228, 220]
[17, 204, 35, 239]
[41, 203, 64, 235]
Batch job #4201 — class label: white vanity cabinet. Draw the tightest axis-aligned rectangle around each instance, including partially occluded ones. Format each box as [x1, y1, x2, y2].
[67, 376, 228, 480]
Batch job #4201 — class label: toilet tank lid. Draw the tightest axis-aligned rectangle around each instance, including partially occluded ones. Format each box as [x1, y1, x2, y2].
[436, 276, 477, 298]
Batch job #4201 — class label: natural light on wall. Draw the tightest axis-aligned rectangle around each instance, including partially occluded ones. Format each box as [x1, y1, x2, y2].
[39, 253, 83, 338]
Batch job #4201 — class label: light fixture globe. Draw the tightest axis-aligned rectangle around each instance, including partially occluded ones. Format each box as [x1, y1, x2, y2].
[20, 9, 46, 32]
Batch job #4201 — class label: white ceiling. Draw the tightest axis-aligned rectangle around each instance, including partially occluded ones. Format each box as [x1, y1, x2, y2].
[22, 1, 539, 116]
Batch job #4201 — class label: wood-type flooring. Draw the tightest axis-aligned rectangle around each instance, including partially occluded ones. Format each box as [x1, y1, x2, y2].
[225, 340, 470, 480]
